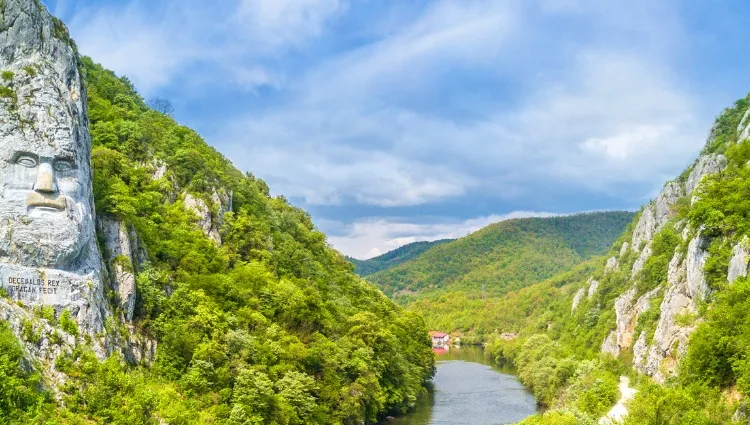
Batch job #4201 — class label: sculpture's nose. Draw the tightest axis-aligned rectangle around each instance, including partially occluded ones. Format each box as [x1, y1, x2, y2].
[34, 163, 57, 194]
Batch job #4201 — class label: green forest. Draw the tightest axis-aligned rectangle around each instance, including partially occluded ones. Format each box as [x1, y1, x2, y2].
[347, 240, 452, 277]
[0, 56, 434, 425]
[478, 94, 750, 424]
[364, 212, 633, 336]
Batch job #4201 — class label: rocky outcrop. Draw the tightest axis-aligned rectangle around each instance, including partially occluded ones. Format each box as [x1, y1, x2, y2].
[587, 278, 600, 299]
[151, 160, 168, 180]
[184, 190, 232, 244]
[728, 237, 750, 284]
[635, 235, 710, 382]
[98, 218, 147, 322]
[631, 242, 652, 277]
[602, 287, 660, 356]
[686, 154, 727, 197]
[0, 298, 77, 388]
[631, 182, 683, 252]
[632, 332, 649, 367]
[738, 108, 750, 142]
[686, 235, 710, 300]
[572, 288, 585, 312]
[0, 0, 112, 351]
[605, 256, 619, 273]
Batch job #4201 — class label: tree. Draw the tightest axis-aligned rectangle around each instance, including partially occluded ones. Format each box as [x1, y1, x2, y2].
[148, 96, 174, 116]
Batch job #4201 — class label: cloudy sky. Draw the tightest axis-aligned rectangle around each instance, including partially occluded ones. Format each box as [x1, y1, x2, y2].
[43, 0, 750, 259]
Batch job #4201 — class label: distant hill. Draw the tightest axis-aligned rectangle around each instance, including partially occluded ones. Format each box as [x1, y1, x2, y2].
[368, 211, 635, 301]
[347, 239, 453, 276]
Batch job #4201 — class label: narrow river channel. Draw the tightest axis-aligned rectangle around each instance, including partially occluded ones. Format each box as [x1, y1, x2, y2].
[386, 346, 538, 425]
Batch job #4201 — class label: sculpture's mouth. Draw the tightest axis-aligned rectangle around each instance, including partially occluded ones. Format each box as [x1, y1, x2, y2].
[27, 192, 67, 211]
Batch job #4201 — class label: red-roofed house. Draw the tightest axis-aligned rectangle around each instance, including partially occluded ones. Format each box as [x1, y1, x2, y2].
[429, 331, 450, 348]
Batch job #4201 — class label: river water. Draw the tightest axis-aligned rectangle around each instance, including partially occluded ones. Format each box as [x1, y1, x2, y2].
[387, 346, 538, 425]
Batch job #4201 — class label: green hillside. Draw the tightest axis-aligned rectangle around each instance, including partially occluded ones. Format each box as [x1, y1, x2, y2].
[346, 239, 453, 276]
[479, 94, 750, 424]
[368, 212, 635, 300]
[1, 54, 434, 424]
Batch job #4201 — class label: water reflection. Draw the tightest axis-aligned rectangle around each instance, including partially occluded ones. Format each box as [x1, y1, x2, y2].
[385, 346, 537, 425]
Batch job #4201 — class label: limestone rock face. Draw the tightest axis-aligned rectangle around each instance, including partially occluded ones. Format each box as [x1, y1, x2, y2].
[631, 242, 652, 277]
[605, 256, 618, 273]
[98, 217, 146, 322]
[631, 182, 683, 252]
[686, 235, 710, 301]
[638, 238, 709, 382]
[0, 298, 77, 386]
[738, 108, 750, 142]
[587, 278, 600, 299]
[602, 287, 660, 356]
[728, 237, 750, 284]
[184, 190, 232, 244]
[572, 288, 585, 312]
[632, 332, 649, 368]
[685, 154, 726, 196]
[0, 0, 109, 349]
[601, 332, 618, 356]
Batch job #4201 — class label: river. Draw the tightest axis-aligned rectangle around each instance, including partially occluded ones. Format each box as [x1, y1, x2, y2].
[386, 346, 538, 425]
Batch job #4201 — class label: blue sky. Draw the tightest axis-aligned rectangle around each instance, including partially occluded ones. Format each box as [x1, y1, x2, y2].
[43, 0, 750, 259]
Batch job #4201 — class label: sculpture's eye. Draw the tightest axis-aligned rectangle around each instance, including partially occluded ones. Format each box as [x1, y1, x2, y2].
[54, 160, 73, 172]
[16, 155, 37, 168]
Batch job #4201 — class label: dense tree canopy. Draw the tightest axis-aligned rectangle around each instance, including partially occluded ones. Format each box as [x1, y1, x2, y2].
[0, 57, 434, 424]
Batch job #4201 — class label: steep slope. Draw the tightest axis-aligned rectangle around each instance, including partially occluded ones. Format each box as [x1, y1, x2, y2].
[0, 2, 434, 424]
[483, 94, 750, 423]
[346, 239, 453, 276]
[368, 212, 635, 299]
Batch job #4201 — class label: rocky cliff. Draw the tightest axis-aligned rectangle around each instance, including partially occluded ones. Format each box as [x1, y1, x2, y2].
[0, 0, 159, 385]
[574, 110, 748, 382]
[0, 3, 436, 422]
[0, 0, 115, 366]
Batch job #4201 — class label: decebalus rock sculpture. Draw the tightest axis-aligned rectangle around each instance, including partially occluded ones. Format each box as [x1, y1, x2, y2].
[0, 0, 110, 353]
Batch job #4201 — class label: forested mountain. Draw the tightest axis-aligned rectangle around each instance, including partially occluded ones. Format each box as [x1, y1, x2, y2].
[0, 3, 434, 423]
[346, 239, 453, 276]
[368, 212, 634, 300]
[480, 94, 750, 424]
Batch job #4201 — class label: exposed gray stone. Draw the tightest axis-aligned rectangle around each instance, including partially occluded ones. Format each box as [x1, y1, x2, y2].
[632, 332, 649, 368]
[631, 242, 652, 277]
[184, 190, 232, 245]
[98, 217, 142, 322]
[641, 247, 705, 382]
[605, 256, 618, 273]
[602, 287, 660, 357]
[123, 324, 156, 365]
[572, 288, 585, 312]
[602, 331, 618, 357]
[151, 160, 168, 180]
[728, 236, 750, 284]
[686, 154, 726, 199]
[619, 242, 629, 257]
[739, 108, 750, 141]
[686, 235, 710, 300]
[587, 277, 600, 299]
[0, 0, 110, 343]
[631, 182, 683, 251]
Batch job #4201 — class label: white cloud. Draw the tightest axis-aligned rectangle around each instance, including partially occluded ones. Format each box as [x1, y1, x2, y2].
[235, 0, 347, 52]
[59, 0, 709, 236]
[225, 140, 475, 206]
[326, 211, 560, 259]
[223, 48, 701, 206]
[67, 2, 203, 93]
[62, 0, 346, 93]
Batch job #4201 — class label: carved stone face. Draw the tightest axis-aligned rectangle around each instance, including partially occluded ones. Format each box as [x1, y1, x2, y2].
[0, 68, 93, 270]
